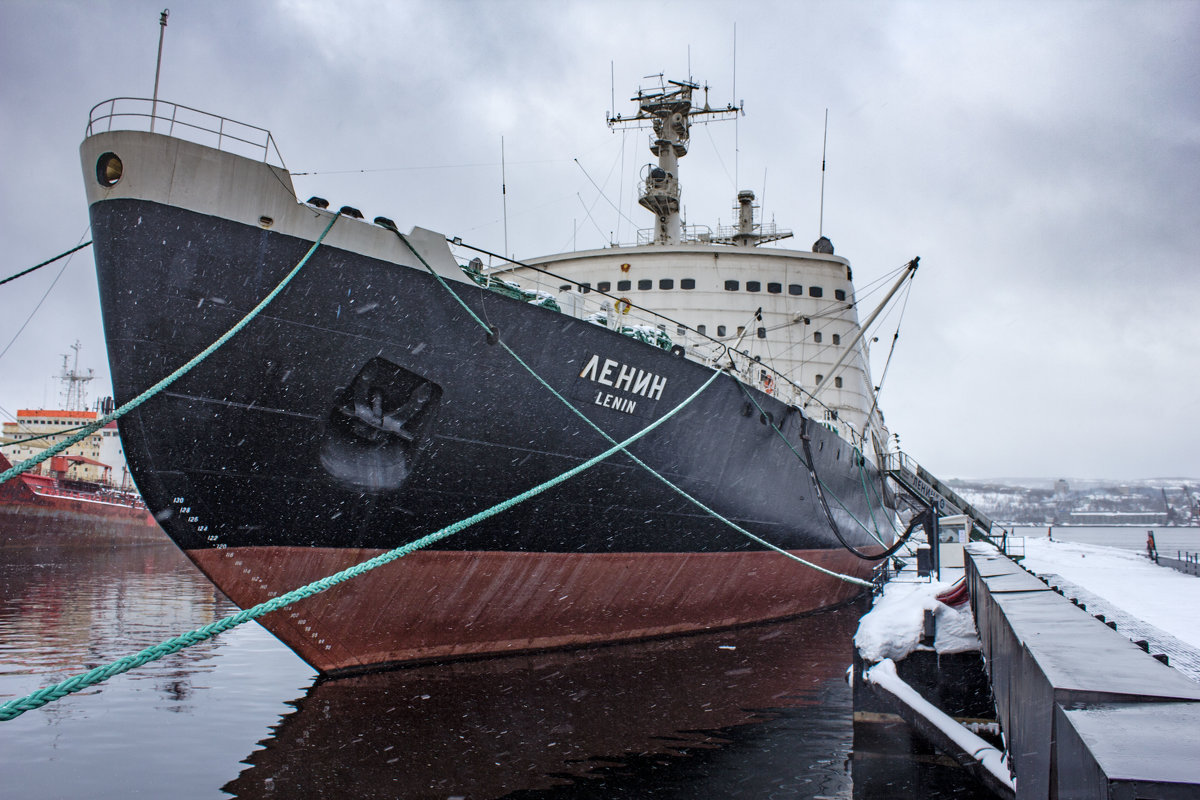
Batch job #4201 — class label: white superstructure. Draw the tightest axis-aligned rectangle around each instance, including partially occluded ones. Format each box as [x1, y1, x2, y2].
[505, 79, 903, 462]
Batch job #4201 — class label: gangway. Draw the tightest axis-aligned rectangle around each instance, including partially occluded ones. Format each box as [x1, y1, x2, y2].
[882, 452, 1023, 561]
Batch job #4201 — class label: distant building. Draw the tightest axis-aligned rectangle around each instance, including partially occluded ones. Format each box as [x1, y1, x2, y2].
[1, 409, 129, 488]
[1068, 511, 1168, 526]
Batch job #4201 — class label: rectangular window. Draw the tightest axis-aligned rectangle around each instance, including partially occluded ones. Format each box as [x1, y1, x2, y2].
[746, 281, 761, 292]
[580, 282, 591, 293]
[832, 333, 840, 345]
[834, 377, 843, 388]
[717, 325, 727, 337]
[617, 280, 631, 291]
[756, 327, 766, 339]
[814, 331, 823, 343]
[809, 286, 824, 298]
[597, 281, 611, 292]
[681, 278, 696, 289]
[659, 279, 674, 290]
[835, 289, 846, 301]
[697, 324, 707, 335]
[768, 282, 782, 294]
[788, 284, 803, 296]
[638, 279, 652, 290]
[737, 326, 745, 336]
[724, 280, 739, 291]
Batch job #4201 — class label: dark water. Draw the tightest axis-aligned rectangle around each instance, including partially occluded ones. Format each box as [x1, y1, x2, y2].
[1, 540, 988, 798]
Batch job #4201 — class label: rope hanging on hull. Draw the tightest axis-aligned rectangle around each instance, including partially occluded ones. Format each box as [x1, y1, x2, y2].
[0, 214, 343, 488]
[390, 226, 876, 590]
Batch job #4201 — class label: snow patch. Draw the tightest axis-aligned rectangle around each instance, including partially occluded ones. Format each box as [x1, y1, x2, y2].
[1021, 537, 1200, 649]
[854, 579, 980, 663]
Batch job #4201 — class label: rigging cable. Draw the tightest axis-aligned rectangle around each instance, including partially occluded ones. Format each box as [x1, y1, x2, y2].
[392, 226, 873, 589]
[864, 278, 913, 429]
[0, 241, 92, 287]
[0, 230, 92, 363]
[801, 413, 929, 561]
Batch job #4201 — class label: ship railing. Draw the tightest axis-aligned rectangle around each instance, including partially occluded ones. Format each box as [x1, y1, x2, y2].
[635, 224, 715, 246]
[86, 98, 286, 168]
[711, 221, 792, 240]
[450, 240, 861, 444]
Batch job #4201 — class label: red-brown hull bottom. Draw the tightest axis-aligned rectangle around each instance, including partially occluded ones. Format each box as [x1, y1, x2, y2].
[188, 546, 874, 674]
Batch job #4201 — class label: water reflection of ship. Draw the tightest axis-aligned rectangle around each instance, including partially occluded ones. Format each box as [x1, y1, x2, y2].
[224, 606, 861, 799]
[0, 542, 229, 698]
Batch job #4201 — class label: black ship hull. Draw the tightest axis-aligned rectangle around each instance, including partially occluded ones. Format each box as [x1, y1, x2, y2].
[90, 196, 888, 673]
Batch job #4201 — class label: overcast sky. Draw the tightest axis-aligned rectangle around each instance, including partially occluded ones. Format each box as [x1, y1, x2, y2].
[1, 0, 1197, 480]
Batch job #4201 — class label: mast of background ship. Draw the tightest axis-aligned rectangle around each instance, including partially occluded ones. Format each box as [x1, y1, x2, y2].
[607, 79, 739, 245]
[59, 340, 95, 412]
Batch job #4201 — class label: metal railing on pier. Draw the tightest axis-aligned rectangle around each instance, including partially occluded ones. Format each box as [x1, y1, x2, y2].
[1158, 550, 1200, 577]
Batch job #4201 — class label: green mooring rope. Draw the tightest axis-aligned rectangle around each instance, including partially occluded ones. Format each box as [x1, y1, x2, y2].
[0, 241, 93, 287]
[732, 375, 890, 548]
[393, 231, 873, 590]
[0, 364, 723, 721]
[0, 213, 342, 489]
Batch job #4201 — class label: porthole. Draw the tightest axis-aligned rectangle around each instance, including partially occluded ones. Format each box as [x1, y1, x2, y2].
[96, 152, 123, 187]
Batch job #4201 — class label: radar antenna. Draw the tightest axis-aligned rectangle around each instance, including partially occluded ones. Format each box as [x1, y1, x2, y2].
[607, 79, 739, 245]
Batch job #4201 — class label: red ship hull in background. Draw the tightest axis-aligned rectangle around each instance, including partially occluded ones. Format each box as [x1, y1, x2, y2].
[0, 452, 161, 548]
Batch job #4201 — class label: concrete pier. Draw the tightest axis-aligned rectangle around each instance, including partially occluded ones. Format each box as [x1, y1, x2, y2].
[965, 544, 1200, 799]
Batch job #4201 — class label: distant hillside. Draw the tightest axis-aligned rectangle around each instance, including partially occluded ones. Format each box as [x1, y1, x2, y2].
[946, 478, 1200, 526]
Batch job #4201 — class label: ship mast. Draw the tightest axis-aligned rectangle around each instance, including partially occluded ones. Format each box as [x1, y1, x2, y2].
[58, 340, 95, 412]
[608, 79, 739, 245]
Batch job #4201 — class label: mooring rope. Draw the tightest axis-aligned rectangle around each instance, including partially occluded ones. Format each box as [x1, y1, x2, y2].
[731, 376, 890, 547]
[0, 368, 721, 722]
[391, 229, 873, 589]
[0, 213, 342, 488]
[1, 214, 865, 718]
[0, 241, 93, 287]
